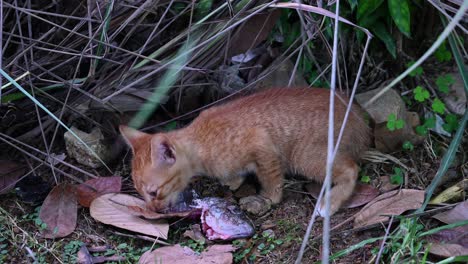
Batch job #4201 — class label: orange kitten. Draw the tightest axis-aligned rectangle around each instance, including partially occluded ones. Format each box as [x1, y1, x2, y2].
[120, 88, 371, 215]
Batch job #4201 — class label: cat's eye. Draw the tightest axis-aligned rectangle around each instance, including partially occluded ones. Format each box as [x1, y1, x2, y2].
[149, 190, 158, 197]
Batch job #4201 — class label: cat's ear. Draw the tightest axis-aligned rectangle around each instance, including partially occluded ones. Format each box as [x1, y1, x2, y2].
[119, 125, 148, 150]
[151, 136, 176, 166]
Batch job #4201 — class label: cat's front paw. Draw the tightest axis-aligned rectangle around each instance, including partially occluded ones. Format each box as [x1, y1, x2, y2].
[239, 195, 272, 215]
[316, 200, 339, 217]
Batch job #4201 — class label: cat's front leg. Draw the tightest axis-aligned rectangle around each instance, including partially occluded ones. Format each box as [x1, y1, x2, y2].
[240, 140, 284, 215]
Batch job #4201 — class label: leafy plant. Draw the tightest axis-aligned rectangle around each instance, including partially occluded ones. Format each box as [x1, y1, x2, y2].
[416, 117, 436, 136]
[233, 230, 284, 263]
[435, 74, 454, 94]
[354, 0, 413, 57]
[391, 167, 404, 185]
[407, 61, 423, 77]
[360, 175, 371, 183]
[63, 241, 83, 263]
[386, 113, 404, 131]
[181, 239, 206, 253]
[0, 237, 8, 262]
[431, 98, 446, 114]
[434, 41, 452, 62]
[402, 141, 414, 151]
[442, 114, 459, 133]
[413, 86, 429, 102]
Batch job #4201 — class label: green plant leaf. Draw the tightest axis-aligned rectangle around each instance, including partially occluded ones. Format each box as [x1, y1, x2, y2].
[432, 98, 446, 114]
[402, 141, 414, 151]
[407, 61, 423, 77]
[395, 119, 404, 129]
[195, 0, 213, 19]
[442, 114, 459, 132]
[435, 74, 454, 94]
[357, 0, 384, 21]
[360, 175, 371, 183]
[415, 125, 427, 136]
[347, 0, 358, 10]
[391, 167, 404, 185]
[371, 21, 397, 58]
[387, 113, 396, 131]
[425, 117, 436, 128]
[413, 86, 430, 102]
[388, 0, 411, 37]
[434, 41, 452, 62]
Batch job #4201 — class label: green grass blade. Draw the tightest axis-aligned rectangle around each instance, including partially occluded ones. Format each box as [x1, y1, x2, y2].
[442, 16, 467, 93]
[418, 220, 468, 238]
[317, 237, 385, 263]
[418, 109, 467, 212]
[1, 78, 86, 103]
[436, 256, 468, 264]
[128, 32, 200, 128]
[0, 69, 111, 172]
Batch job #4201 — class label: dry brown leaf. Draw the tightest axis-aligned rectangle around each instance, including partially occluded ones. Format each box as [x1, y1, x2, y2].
[138, 244, 235, 264]
[428, 227, 468, 247]
[353, 189, 425, 228]
[344, 184, 380, 208]
[76, 176, 122, 207]
[429, 243, 468, 257]
[306, 182, 379, 209]
[39, 183, 77, 238]
[126, 204, 195, 219]
[0, 160, 25, 194]
[433, 201, 468, 224]
[227, 10, 280, 57]
[90, 193, 168, 239]
[379, 175, 400, 192]
[183, 224, 206, 244]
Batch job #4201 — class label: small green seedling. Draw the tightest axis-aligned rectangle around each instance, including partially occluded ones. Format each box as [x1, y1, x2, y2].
[407, 61, 423, 77]
[434, 41, 452, 62]
[402, 141, 414, 151]
[415, 117, 436, 136]
[360, 175, 371, 183]
[386, 113, 404, 131]
[391, 167, 404, 185]
[413, 86, 430, 102]
[435, 74, 454, 94]
[431, 98, 446, 114]
[442, 114, 459, 133]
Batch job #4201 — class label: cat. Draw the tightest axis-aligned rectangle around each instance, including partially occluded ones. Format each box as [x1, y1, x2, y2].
[120, 87, 371, 216]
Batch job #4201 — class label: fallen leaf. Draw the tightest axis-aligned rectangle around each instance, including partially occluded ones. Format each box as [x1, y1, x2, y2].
[306, 182, 379, 209]
[433, 201, 468, 231]
[227, 10, 280, 57]
[139, 244, 235, 264]
[379, 175, 400, 192]
[183, 224, 206, 244]
[0, 160, 25, 194]
[427, 227, 468, 247]
[90, 193, 168, 239]
[39, 183, 77, 238]
[428, 243, 468, 257]
[353, 189, 425, 228]
[126, 204, 195, 219]
[77, 245, 93, 264]
[76, 176, 122, 207]
[430, 180, 467, 205]
[344, 184, 380, 208]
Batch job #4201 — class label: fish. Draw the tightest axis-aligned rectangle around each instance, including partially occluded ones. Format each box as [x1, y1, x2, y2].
[192, 197, 255, 240]
[161, 190, 255, 241]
